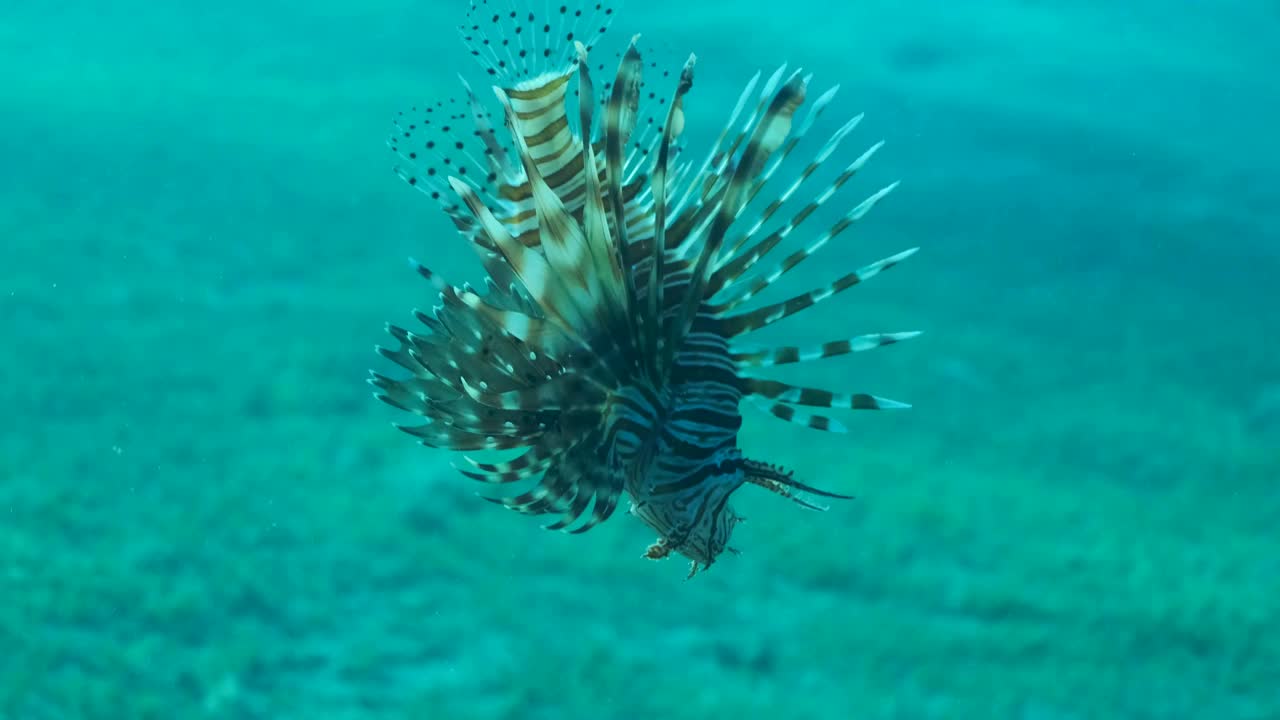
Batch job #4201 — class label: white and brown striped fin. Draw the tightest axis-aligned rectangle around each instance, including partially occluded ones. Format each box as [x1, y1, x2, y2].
[668, 70, 809, 372]
[718, 82, 841, 261]
[706, 118, 874, 296]
[601, 35, 646, 352]
[375, 263, 557, 389]
[393, 418, 538, 451]
[496, 71, 644, 380]
[717, 176, 899, 311]
[455, 439, 563, 483]
[478, 431, 623, 532]
[454, 288, 580, 363]
[745, 397, 849, 434]
[743, 374, 911, 434]
[744, 378, 911, 411]
[572, 41, 628, 322]
[720, 247, 919, 338]
[673, 64, 792, 234]
[387, 14, 667, 537]
[449, 176, 597, 344]
[498, 93, 600, 304]
[732, 331, 921, 368]
[660, 69, 757, 232]
[462, 375, 573, 413]
[644, 53, 695, 380]
[479, 459, 579, 516]
[562, 449, 626, 534]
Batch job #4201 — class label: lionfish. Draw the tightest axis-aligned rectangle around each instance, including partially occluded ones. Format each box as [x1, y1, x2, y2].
[371, 0, 920, 577]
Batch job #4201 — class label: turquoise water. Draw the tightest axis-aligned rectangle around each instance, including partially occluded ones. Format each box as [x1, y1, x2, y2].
[3, 0, 1277, 717]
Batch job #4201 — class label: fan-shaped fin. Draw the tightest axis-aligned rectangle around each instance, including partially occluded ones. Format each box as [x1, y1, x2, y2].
[449, 176, 600, 354]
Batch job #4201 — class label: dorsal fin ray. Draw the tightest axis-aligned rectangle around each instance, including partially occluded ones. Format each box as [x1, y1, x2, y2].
[707, 111, 865, 295]
[646, 53, 696, 381]
[718, 176, 898, 312]
[448, 175, 589, 339]
[720, 247, 918, 337]
[667, 71, 809, 376]
[732, 331, 922, 368]
[573, 42, 631, 344]
[602, 36, 646, 368]
[743, 377, 911, 412]
[496, 88, 597, 304]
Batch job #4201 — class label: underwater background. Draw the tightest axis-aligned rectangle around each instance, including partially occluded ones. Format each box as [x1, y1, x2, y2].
[3, 0, 1278, 717]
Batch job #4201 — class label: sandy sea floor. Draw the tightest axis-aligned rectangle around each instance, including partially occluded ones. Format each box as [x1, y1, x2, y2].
[2, 0, 1278, 717]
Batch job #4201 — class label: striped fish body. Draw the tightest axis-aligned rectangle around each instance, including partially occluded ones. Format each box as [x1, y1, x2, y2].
[372, 1, 921, 577]
[612, 323, 748, 574]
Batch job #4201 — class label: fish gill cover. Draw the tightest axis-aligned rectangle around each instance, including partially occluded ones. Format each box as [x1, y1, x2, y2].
[370, 0, 921, 578]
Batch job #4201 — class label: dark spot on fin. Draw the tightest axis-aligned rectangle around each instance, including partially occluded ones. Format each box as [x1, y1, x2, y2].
[460, 0, 619, 82]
